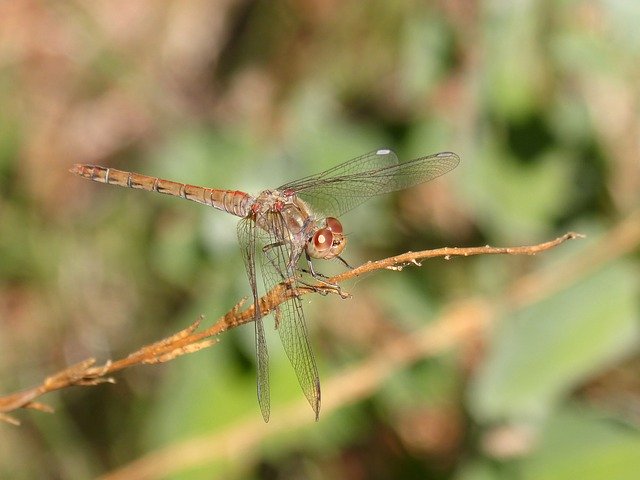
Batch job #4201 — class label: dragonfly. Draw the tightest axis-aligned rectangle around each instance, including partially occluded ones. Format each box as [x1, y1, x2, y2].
[70, 148, 459, 422]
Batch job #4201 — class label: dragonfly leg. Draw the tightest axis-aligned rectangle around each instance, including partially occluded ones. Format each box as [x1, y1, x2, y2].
[304, 252, 328, 279]
[295, 278, 333, 297]
[336, 255, 354, 270]
[261, 242, 313, 299]
[303, 251, 347, 297]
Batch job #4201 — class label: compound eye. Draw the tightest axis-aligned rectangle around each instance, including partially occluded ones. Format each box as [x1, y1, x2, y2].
[325, 217, 343, 234]
[312, 228, 334, 252]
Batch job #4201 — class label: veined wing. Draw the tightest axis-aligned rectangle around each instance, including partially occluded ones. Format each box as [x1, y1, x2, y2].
[237, 217, 271, 422]
[258, 211, 321, 420]
[279, 149, 459, 217]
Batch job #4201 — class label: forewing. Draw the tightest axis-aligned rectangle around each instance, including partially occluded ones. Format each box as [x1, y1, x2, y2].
[237, 217, 270, 422]
[258, 211, 321, 419]
[279, 149, 459, 217]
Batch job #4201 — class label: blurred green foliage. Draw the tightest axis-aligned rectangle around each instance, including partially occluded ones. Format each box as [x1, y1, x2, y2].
[0, 1, 639, 479]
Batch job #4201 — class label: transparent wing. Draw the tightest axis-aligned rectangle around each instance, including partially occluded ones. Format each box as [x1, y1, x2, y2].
[279, 149, 460, 217]
[273, 284, 321, 420]
[258, 211, 321, 419]
[237, 217, 271, 422]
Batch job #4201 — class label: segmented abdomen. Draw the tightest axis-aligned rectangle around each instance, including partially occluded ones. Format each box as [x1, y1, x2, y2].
[70, 164, 253, 218]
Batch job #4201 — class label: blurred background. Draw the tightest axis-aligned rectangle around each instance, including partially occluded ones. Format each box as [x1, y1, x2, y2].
[1, 1, 639, 479]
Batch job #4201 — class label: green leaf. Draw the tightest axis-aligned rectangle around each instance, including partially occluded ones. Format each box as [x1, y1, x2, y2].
[470, 259, 639, 422]
[523, 408, 640, 480]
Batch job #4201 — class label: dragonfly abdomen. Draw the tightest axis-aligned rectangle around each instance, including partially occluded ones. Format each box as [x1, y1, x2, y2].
[70, 164, 253, 217]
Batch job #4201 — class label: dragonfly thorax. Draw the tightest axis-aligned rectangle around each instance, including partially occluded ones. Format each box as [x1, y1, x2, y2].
[251, 189, 346, 260]
[253, 189, 315, 239]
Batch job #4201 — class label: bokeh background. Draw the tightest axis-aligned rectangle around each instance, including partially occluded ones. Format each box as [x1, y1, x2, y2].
[1, 1, 639, 479]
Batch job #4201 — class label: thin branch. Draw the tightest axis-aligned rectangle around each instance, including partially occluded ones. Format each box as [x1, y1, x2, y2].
[103, 225, 610, 480]
[0, 232, 583, 425]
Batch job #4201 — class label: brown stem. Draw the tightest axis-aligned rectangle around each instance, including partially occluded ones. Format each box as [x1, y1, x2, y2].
[0, 232, 583, 425]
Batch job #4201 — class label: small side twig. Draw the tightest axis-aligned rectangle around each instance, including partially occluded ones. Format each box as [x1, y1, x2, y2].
[0, 232, 582, 425]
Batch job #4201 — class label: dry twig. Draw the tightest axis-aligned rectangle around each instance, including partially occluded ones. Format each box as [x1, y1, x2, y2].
[102, 225, 603, 480]
[0, 232, 582, 426]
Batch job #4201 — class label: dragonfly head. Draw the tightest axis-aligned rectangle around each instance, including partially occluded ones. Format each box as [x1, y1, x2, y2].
[306, 217, 347, 260]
